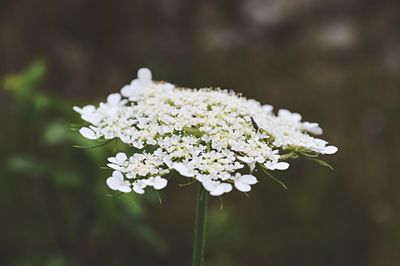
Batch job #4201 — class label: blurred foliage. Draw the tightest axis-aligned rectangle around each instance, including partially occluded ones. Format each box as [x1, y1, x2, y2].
[1, 62, 166, 266]
[1, 0, 400, 265]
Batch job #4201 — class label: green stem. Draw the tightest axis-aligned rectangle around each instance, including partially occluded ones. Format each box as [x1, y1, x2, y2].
[192, 182, 208, 266]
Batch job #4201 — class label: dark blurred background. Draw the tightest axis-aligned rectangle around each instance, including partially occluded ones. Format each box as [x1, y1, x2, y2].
[1, 0, 399, 265]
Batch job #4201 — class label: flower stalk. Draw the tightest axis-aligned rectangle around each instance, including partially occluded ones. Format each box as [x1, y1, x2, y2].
[192, 182, 208, 266]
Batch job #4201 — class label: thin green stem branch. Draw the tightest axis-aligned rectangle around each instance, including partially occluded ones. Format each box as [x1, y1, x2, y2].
[192, 182, 208, 266]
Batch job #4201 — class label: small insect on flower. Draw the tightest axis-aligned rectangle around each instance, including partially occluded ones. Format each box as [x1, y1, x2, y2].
[74, 68, 337, 196]
[250, 117, 259, 131]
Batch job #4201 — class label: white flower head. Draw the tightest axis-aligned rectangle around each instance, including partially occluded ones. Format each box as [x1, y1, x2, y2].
[74, 67, 337, 196]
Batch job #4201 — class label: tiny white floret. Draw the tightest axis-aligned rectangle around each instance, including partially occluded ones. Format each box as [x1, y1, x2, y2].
[143, 176, 168, 190]
[265, 161, 290, 170]
[106, 171, 131, 193]
[202, 177, 232, 196]
[234, 174, 258, 192]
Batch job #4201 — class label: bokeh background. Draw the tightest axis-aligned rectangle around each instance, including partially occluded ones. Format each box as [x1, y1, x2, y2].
[1, 0, 399, 265]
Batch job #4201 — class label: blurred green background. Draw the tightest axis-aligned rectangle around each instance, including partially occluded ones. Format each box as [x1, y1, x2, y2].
[1, 1, 399, 265]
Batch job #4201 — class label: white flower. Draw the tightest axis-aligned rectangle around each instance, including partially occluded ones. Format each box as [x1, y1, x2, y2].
[143, 176, 168, 190]
[106, 171, 132, 193]
[202, 177, 232, 196]
[107, 152, 127, 171]
[265, 161, 290, 170]
[73, 105, 102, 125]
[132, 180, 147, 194]
[237, 156, 256, 172]
[121, 68, 153, 100]
[74, 67, 337, 196]
[109, 152, 127, 164]
[233, 173, 258, 192]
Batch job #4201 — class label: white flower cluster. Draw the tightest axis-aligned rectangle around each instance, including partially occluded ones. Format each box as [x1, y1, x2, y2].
[74, 68, 337, 196]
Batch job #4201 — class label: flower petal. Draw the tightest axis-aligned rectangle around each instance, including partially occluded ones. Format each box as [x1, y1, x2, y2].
[237, 156, 254, 164]
[153, 177, 168, 190]
[79, 127, 98, 140]
[112, 171, 124, 181]
[137, 68, 152, 81]
[121, 85, 134, 98]
[73, 105, 95, 115]
[115, 152, 127, 163]
[275, 162, 289, 170]
[107, 163, 123, 171]
[201, 177, 215, 192]
[118, 183, 132, 193]
[323, 146, 338, 154]
[302, 122, 323, 135]
[132, 183, 145, 194]
[240, 174, 258, 185]
[82, 113, 102, 125]
[221, 183, 233, 193]
[235, 180, 251, 192]
[163, 157, 174, 168]
[107, 157, 119, 164]
[174, 163, 195, 177]
[107, 93, 121, 105]
[210, 186, 225, 196]
[106, 177, 120, 190]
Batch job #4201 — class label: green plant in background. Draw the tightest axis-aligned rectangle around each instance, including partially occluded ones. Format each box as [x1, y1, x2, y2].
[73, 67, 337, 266]
[1, 62, 165, 266]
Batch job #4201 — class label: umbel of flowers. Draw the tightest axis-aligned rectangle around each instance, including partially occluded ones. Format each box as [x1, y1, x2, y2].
[74, 68, 337, 196]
